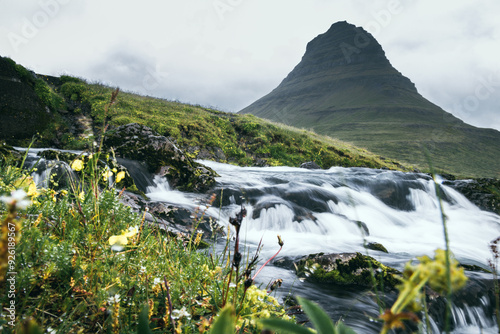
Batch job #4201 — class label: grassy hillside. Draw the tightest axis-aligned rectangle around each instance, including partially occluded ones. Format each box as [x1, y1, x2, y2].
[15, 75, 410, 172]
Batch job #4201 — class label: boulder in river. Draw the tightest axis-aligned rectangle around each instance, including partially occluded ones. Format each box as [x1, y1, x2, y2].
[276, 252, 400, 290]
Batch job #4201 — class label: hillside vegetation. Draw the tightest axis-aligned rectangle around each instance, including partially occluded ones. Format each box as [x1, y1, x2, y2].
[7, 69, 412, 172]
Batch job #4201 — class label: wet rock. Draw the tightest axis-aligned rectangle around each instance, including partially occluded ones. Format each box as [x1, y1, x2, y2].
[291, 252, 400, 289]
[0, 56, 54, 143]
[39, 149, 78, 162]
[366, 242, 388, 253]
[185, 146, 227, 162]
[103, 123, 218, 193]
[426, 276, 498, 331]
[443, 178, 500, 215]
[119, 191, 224, 239]
[0, 142, 22, 163]
[300, 161, 321, 169]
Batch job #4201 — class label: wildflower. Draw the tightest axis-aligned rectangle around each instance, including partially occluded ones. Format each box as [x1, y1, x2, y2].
[0, 189, 30, 210]
[124, 226, 138, 238]
[14, 176, 32, 189]
[71, 159, 84, 171]
[78, 191, 85, 202]
[148, 299, 154, 319]
[116, 171, 126, 183]
[380, 310, 419, 332]
[171, 306, 191, 320]
[382, 249, 468, 333]
[194, 230, 203, 246]
[108, 226, 139, 251]
[109, 235, 128, 251]
[109, 294, 121, 334]
[108, 294, 121, 305]
[418, 249, 467, 294]
[102, 169, 113, 181]
[27, 181, 39, 198]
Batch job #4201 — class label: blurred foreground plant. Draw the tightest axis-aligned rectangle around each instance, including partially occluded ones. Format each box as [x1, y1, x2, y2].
[380, 249, 467, 333]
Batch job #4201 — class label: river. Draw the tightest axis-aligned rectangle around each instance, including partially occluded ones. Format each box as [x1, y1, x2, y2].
[147, 161, 500, 333]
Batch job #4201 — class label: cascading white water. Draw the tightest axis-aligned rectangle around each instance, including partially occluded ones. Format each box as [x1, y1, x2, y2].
[190, 161, 500, 269]
[145, 160, 500, 333]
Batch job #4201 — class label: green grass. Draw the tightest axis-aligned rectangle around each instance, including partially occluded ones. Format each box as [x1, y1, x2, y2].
[48, 78, 411, 172]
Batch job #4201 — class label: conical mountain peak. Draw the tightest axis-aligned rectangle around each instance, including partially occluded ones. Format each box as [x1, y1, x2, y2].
[240, 21, 500, 178]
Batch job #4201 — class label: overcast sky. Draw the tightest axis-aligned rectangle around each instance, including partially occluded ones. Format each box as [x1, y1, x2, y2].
[1, 0, 499, 131]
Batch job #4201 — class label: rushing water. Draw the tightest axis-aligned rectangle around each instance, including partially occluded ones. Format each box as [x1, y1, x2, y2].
[147, 161, 500, 333]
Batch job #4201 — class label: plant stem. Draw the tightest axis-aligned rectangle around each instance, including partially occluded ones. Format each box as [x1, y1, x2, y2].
[433, 177, 452, 334]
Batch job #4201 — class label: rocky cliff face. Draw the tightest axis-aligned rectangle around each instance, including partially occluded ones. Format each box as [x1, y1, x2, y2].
[0, 56, 53, 141]
[240, 21, 500, 178]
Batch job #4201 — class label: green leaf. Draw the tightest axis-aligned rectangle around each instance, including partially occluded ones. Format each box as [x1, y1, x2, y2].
[297, 296, 337, 334]
[137, 305, 153, 334]
[210, 305, 236, 334]
[336, 322, 357, 334]
[260, 318, 314, 334]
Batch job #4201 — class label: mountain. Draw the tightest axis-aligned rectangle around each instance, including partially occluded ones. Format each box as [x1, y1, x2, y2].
[239, 21, 500, 178]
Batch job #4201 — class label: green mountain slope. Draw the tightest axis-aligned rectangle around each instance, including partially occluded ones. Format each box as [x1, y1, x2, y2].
[0, 56, 409, 172]
[239, 21, 500, 178]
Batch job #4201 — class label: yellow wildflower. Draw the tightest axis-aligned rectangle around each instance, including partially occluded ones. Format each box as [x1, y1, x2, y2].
[108, 226, 139, 251]
[14, 176, 32, 189]
[102, 169, 113, 181]
[418, 249, 468, 294]
[116, 171, 126, 183]
[124, 226, 138, 238]
[27, 181, 39, 198]
[109, 235, 128, 247]
[71, 159, 84, 171]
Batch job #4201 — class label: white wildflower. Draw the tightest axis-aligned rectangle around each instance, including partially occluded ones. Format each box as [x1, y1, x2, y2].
[171, 306, 191, 320]
[108, 294, 121, 304]
[0, 189, 30, 209]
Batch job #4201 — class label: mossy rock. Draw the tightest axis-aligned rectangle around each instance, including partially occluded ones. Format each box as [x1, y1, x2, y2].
[0, 143, 22, 164]
[366, 242, 388, 253]
[39, 149, 78, 162]
[294, 252, 400, 290]
[103, 123, 218, 192]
